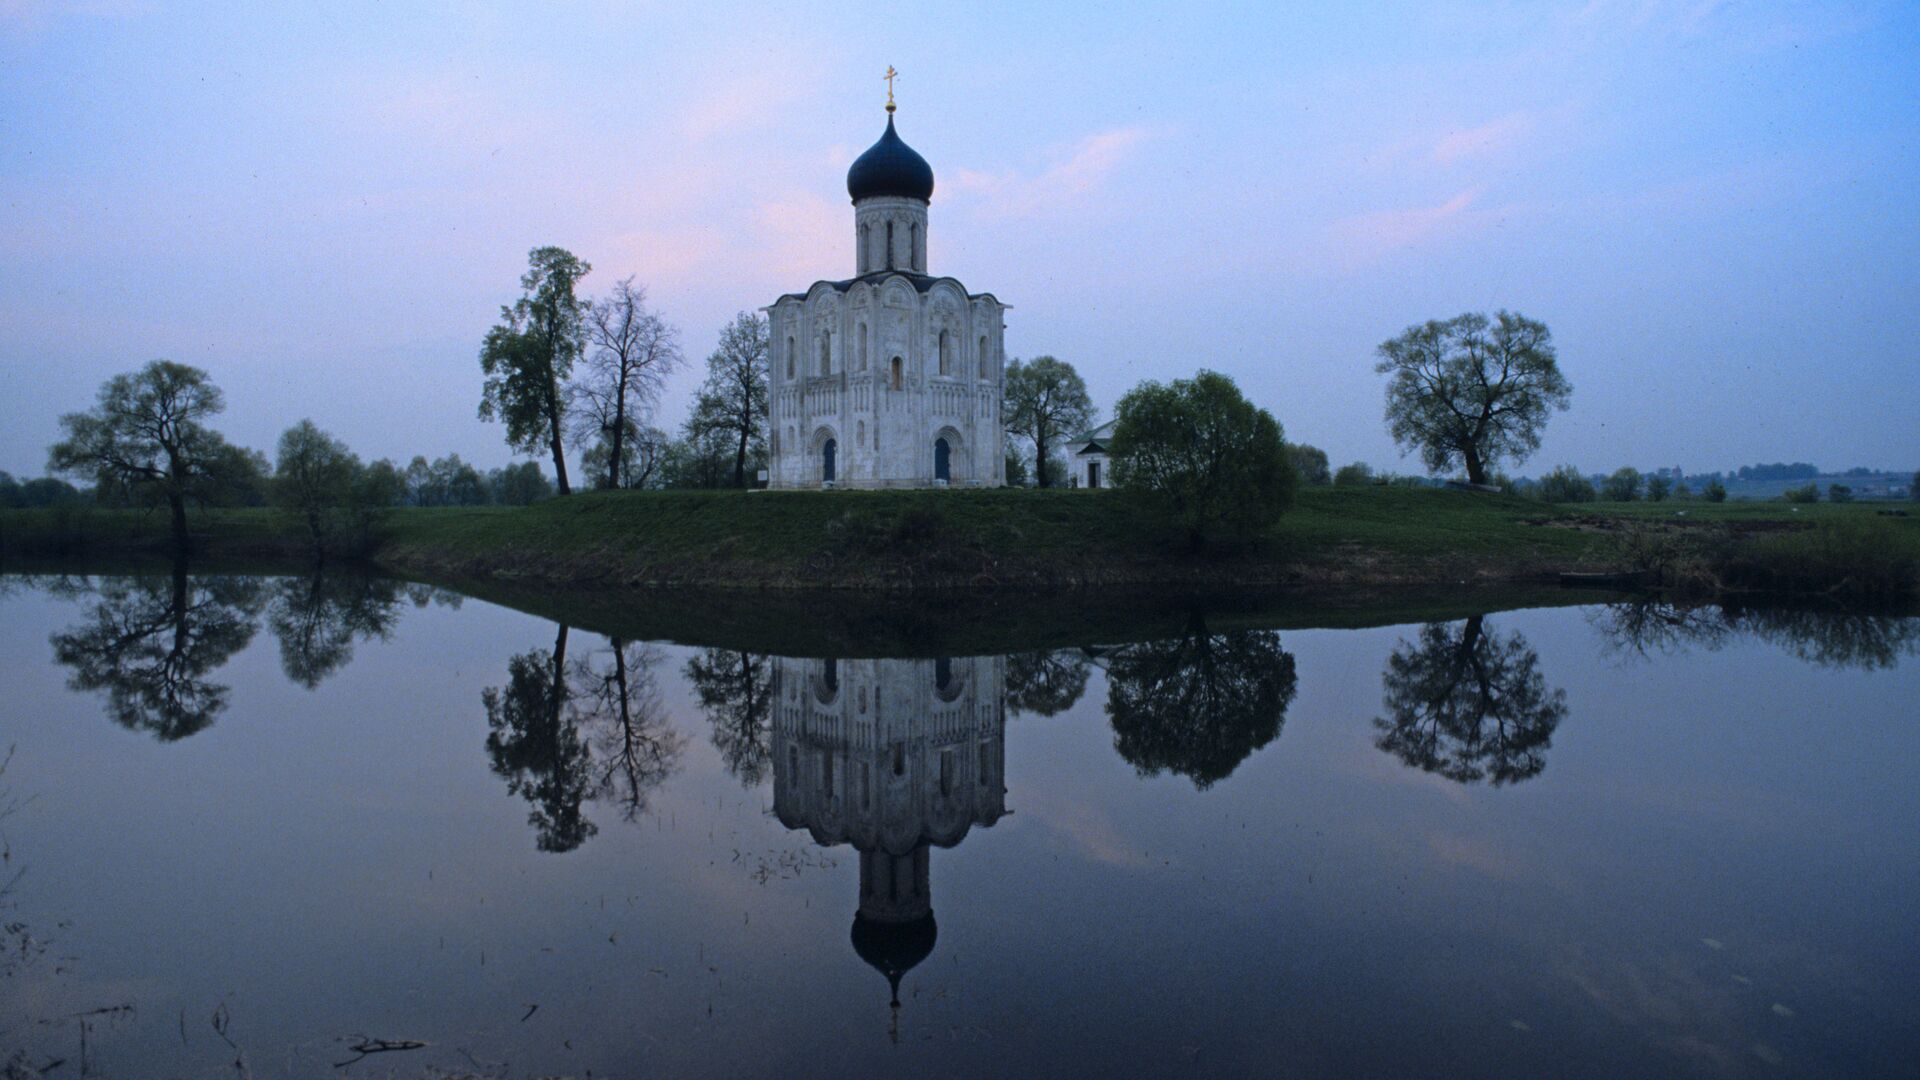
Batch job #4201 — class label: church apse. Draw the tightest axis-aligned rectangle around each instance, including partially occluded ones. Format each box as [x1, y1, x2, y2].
[770, 655, 1007, 1011]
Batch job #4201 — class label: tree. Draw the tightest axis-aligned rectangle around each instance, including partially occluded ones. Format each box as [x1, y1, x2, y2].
[1705, 478, 1728, 503]
[1375, 615, 1566, 785]
[1109, 369, 1295, 549]
[50, 566, 264, 740]
[1333, 461, 1374, 486]
[571, 278, 680, 489]
[480, 247, 590, 495]
[48, 360, 239, 552]
[570, 638, 683, 822]
[1911, 470, 1919, 501]
[659, 427, 739, 489]
[1783, 482, 1820, 504]
[1004, 356, 1094, 489]
[684, 649, 775, 786]
[1375, 311, 1571, 485]
[1645, 474, 1673, 502]
[1536, 465, 1595, 503]
[273, 420, 361, 557]
[1827, 484, 1854, 503]
[265, 573, 401, 688]
[489, 461, 553, 505]
[484, 624, 595, 852]
[1004, 650, 1091, 718]
[686, 312, 770, 488]
[1287, 443, 1332, 486]
[1603, 467, 1642, 502]
[1106, 621, 1298, 790]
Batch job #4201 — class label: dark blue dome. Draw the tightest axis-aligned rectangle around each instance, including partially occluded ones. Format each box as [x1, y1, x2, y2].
[846, 115, 934, 203]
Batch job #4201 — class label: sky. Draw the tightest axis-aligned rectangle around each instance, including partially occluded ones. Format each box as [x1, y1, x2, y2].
[3, 0, 1917, 481]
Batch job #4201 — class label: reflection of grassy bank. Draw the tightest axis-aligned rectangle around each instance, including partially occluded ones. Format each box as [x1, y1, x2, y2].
[4, 487, 1914, 598]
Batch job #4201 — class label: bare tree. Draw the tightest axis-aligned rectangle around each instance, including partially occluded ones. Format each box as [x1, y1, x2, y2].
[686, 312, 770, 488]
[570, 278, 681, 489]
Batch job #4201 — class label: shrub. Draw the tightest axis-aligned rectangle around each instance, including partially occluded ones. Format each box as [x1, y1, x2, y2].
[1645, 475, 1672, 502]
[1720, 518, 1919, 601]
[1602, 467, 1642, 502]
[1286, 444, 1332, 486]
[1705, 479, 1727, 503]
[1827, 484, 1854, 504]
[1782, 482, 1820, 504]
[1333, 462, 1373, 486]
[1536, 465, 1596, 503]
[1111, 370, 1295, 550]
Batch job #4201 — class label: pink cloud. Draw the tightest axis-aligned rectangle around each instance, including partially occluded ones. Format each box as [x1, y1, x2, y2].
[1432, 112, 1538, 165]
[1326, 186, 1485, 266]
[947, 126, 1155, 217]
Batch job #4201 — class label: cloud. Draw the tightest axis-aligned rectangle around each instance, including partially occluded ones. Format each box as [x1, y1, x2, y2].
[947, 126, 1155, 217]
[1432, 112, 1538, 165]
[1325, 186, 1485, 267]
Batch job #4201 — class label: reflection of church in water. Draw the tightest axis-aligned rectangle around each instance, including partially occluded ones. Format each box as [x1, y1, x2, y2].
[771, 656, 1006, 1012]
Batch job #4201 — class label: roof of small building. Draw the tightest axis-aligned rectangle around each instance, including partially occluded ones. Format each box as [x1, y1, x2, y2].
[773, 270, 1002, 307]
[1068, 418, 1117, 449]
[846, 115, 935, 204]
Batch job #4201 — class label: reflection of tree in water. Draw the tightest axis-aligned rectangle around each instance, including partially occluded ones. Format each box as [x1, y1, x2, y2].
[1105, 623, 1298, 790]
[684, 649, 774, 786]
[265, 574, 403, 688]
[1004, 649, 1090, 718]
[573, 639, 684, 821]
[1595, 599, 1920, 672]
[1376, 615, 1565, 786]
[49, 566, 264, 741]
[484, 627, 683, 851]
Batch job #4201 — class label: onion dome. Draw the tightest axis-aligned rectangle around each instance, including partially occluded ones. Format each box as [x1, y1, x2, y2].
[850, 912, 938, 1007]
[846, 115, 935, 204]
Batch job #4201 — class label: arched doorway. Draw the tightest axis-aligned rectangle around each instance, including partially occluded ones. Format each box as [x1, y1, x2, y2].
[822, 439, 837, 484]
[933, 437, 951, 482]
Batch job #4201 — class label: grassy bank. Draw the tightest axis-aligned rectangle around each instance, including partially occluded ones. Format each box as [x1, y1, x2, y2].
[3, 487, 1914, 598]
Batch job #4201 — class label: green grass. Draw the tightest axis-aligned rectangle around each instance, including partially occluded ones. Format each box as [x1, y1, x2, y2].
[4, 486, 1913, 597]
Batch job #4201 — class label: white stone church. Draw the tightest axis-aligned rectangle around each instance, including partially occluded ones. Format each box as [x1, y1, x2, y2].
[766, 97, 1008, 489]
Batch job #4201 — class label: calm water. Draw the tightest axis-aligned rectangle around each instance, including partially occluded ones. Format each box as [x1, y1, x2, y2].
[0, 572, 1915, 1079]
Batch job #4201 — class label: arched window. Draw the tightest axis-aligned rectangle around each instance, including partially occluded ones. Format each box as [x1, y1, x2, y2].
[934, 437, 951, 482]
[818, 332, 830, 376]
[978, 335, 990, 379]
[885, 220, 894, 270]
[857, 223, 868, 272]
[786, 336, 795, 379]
[909, 223, 919, 270]
[938, 329, 951, 376]
[857, 420, 865, 448]
[821, 438, 836, 483]
[890, 356, 903, 391]
[858, 323, 868, 370]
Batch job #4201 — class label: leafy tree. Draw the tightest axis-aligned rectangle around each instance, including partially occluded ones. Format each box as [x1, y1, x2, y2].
[1004, 356, 1094, 488]
[48, 360, 240, 552]
[0, 473, 85, 508]
[50, 566, 265, 740]
[489, 461, 553, 505]
[1375, 311, 1571, 485]
[1004, 650, 1091, 718]
[1105, 621, 1298, 790]
[1672, 478, 1692, 499]
[1536, 465, 1595, 503]
[1109, 369, 1294, 549]
[1826, 483, 1854, 503]
[265, 573, 401, 688]
[1375, 615, 1566, 785]
[1003, 438, 1031, 487]
[686, 312, 770, 488]
[1602, 467, 1642, 502]
[584, 424, 668, 490]
[273, 420, 361, 556]
[1333, 461, 1374, 486]
[1287, 443, 1332, 486]
[660, 427, 739, 489]
[684, 649, 775, 787]
[406, 453, 489, 506]
[1704, 479, 1728, 503]
[571, 278, 680, 489]
[484, 624, 595, 852]
[479, 246, 590, 495]
[1645, 474, 1673, 502]
[1782, 482, 1820, 504]
[1911, 470, 1919, 501]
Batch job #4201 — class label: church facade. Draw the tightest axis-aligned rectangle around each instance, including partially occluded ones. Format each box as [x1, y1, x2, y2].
[766, 98, 1008, 489]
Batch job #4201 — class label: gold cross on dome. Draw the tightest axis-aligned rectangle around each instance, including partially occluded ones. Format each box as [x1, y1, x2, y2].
[884, 65, 898, 112]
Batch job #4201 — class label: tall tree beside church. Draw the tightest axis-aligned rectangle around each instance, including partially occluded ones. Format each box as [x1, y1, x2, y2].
[1375, 311, 1570, 486]
[48, 360, 239, 553]
[686, 311, 770, 488]
[480, 247, 591, 495]
[1004, 356, 1094, 488]
[571, 277, 680, 489]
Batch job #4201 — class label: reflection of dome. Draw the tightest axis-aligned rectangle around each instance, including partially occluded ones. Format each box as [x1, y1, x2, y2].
[846, 116, 935, 203]
[851, 911, 938, 1006]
